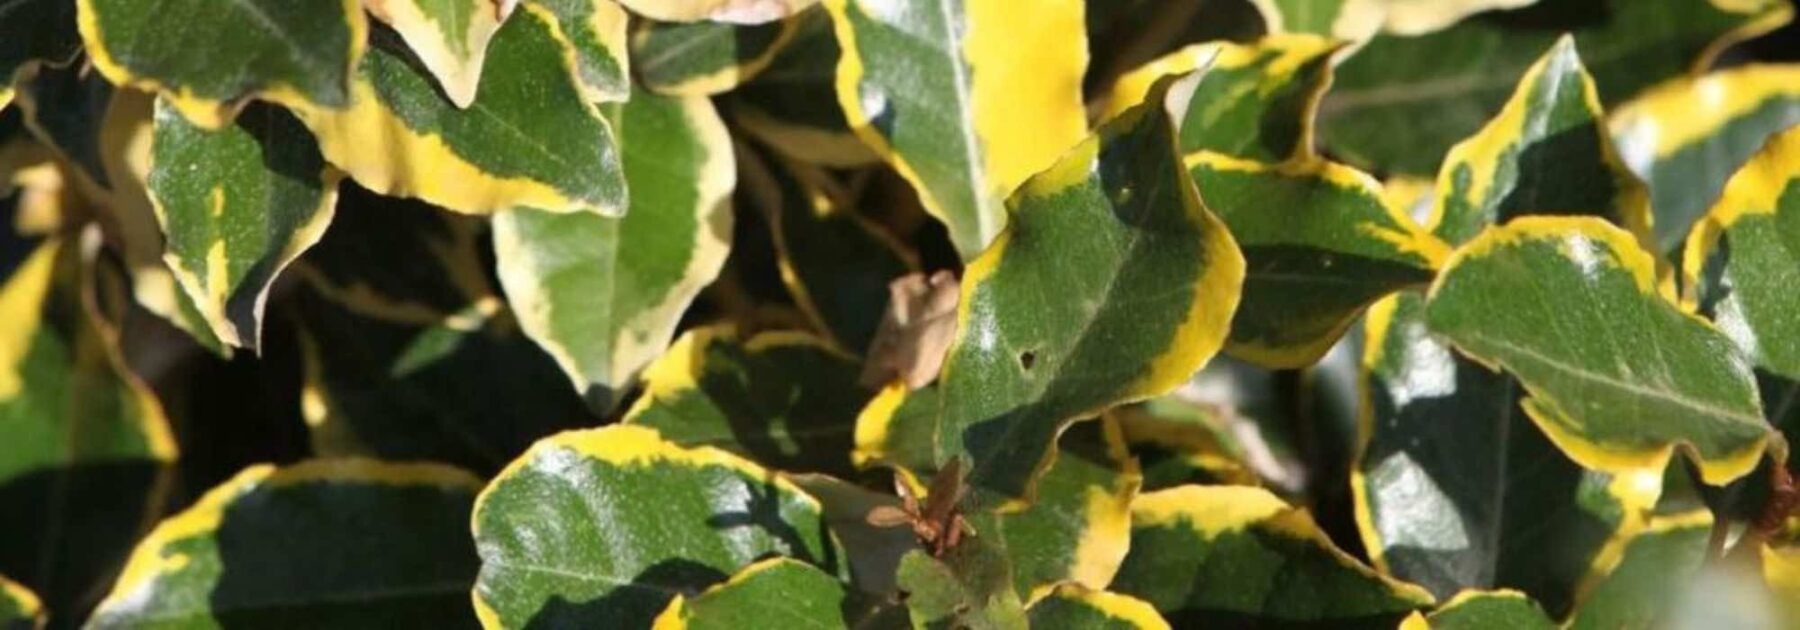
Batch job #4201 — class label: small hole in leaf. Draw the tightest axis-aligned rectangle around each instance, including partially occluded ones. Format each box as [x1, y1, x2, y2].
[1019, 351, 1037, 370]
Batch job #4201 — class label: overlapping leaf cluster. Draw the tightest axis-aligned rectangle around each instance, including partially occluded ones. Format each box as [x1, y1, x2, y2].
[3, 0, 1800, 628]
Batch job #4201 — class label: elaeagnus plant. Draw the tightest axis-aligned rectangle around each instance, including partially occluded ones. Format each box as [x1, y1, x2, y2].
[3, 0, 1800, 628]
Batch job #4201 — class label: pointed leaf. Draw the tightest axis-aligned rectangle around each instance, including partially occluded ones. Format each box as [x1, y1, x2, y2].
[492, 88, 732, 410]
[526, 0, 631, 103]
[1402, 590, 1556, 630]
[0, 234, 177, 620]
[0, 0, 81, 112]
[1319, 0, 1791, 175]
[0, 574, 41, 629]
[741, 145, 913, 354]
[1105, 34, 1336, 161]
[365, 0, 510, 108]
[652, 558, 874, 629]
[1425, 217, 1769, 485]
[473, 425, 848, 628]
[624, 328, 872, 478]
[851, 90, 1244, 506]
[619, 0, 817, 23]
[992, 419, 1139, 596]
[89, 460, 482, 627]
[1110, 485, 1434, 625]
[286, 8, 626, 216]
[1026, 584, 1169, 630]
[77, 0, 366, 129]
[1355, 290, 1656, 613]
[294, 184, 596, 473]
[823, 0, 1089, 258]
[1425, 37, 1652, 248]
[1565, 512, 1713, 630]
[1613, 66, 1800, 253]
[148, 99, 338, 351]
[634, 14, 801, 96]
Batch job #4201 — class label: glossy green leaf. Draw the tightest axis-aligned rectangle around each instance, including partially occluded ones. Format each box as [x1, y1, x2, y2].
[0, 234, 177, 621]
[1110, 485, 1434, 625]
[740, 145, 913, 354]
[492, 88, 732, 411]
[1565, 512, 1713, 630]
[625, 327, 871, 478]
[0, 0, 81, 112]
[1424, 217, 1770, 485]
[1399, 590, 1556, 630]
[148, 99, 338, 352]
[652, 558, 874, 629]
[1613, 66, 1800, 253]
[990, 419, 1139, 596]
[1191, 153, 1441, 368]
[1102, 35, 1334, 157]
[472, 424, 848, 629]
[851, 88, 1245, 507]
[1318, 0, 1791, 176]
[1355, 290, 1655, 614]
[294, 184, 596, 474]
[89, 460, 482, 628]
[526, 0, 632, 103]
[286, 9, 626, 217]
[0, 574, 41, 629]
[823, 0, 1090, 258]
[895, 547, 1027, 630]
[77, 0, 366, 129]
[1423, 37, 1652, 249]
[365, 0, 508, 108]
[722, 8, 875, 168]
[618, 0, 817, 23]
[1025, 584, 1170, 630]
[634, 14, 800, 96]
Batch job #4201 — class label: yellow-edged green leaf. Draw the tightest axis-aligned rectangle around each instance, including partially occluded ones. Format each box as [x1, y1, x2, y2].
[741, 144, 913, 354]
[1102, 35, 1334, 157]
[1252, 0, 1535, 39]
[0, 0, 81, 112]
[895, 547, 1027, 630]
[89, 460, 482, 627]
[0, 233, 177, 621]
[77, 0, 367, 129]
[365, 0, 510, 108]
[1319, 0, 1792, 176]
[287, 8, 626, 217]
[1025, 584, 1170, 630]
[472, 424, 849, 629]
[1613, 66, 1800, 253]
[1355, 290, 1657, 614]
[1113, 395, 1266, 490]
[492, 88, 732, 411]
[851, 86, 1244, 506]
[722, 8, 876, 168]
[991, 419, 1139, 596]
[526, 0, 632, 103]
[1083, 0, 1267, 101]
[624, 327, 872, 477]
[148, 99, 339, 352]
[1424, 217, 1770, 485]
[89, 87, 230, 356]
[0, 574, 41, 629]
[294, 184, 596, 473]
[634, 12, 801, 96]
[618, 0, 816, 23]
[1682, 126, 1800, 518]
[1424, 37, 1652, 249]
[1111, 485, 1434, 625]
[1565, 511, 1713, 630]
[652, 558, 874, 629]
[823, 0, 1089, 258]
[1402, 590, 1556, 629]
